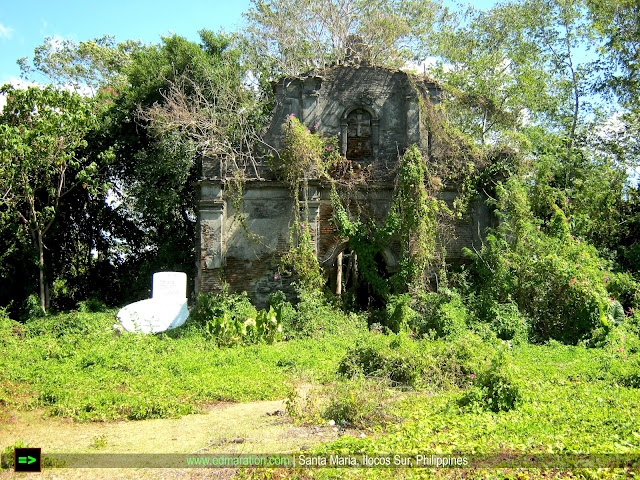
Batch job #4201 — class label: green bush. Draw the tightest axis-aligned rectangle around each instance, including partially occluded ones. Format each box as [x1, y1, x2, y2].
[185, 291, 283, 346]
[187, 290, 257, 328]
[268, 291, 295, 330]
[338, 331, 492, 390]
[408, 290, 468, 338]
[25, 310, 108, 338]
[77, 296, 108, 313]
[422, 333, 494, 389]
[338, 332, 426, 387]
[384, 293, 419, 333]
[606, 271, 640, 313]
[490, 302, 529, 342]
[322, 378, 398, 429]
[287, 289, 364, 339]
[465, 178, 615, 344]
[20, 294, 45, 321]
[459, 350, 522, 412]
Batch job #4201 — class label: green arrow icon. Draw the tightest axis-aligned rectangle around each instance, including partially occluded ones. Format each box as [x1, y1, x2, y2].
[17, 456, 36, 464]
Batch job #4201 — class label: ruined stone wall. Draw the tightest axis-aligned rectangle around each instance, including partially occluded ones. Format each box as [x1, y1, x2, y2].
[197, 179, 493, 306]
[262, 66, 439, 178]
[196, 65, 494, 305]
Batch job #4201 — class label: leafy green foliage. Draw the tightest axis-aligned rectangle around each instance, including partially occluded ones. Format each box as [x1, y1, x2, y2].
[388, 145, 447, 291]
[338, 332, 491, 389]
[20, 294, 45, 322]
[286, 288, 366, 339]
[185, 291, 283, 346]
[275, 114, 338, 183]
[383, 290, 470, 339]
[459, 350, 522, 412]
[330, 146, 450, 304]
[424, 2, 555, 146]
[489, 301, 529, 342]
[276, 115, 341, 294]
[17, 34, 139, 89]
[0, 84, 111, 312]
[465, 177, 621, 344]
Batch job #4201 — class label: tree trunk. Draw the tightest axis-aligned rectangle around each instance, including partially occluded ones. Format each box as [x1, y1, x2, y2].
[336, 251, 343, 296]
[36, 230, 46, 314]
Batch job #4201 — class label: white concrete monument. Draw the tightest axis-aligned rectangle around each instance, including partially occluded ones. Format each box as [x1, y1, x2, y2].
[116, 272, 189, 333]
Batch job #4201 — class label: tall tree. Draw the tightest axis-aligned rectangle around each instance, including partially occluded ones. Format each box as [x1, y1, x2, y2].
[0, 85, 109, 312]
[17, 35, 139, 92]
[244, 0, 445, 77]
[522, 0, 596, 150]
[587, 0, 640, 112]
[424, 4, 555, 146]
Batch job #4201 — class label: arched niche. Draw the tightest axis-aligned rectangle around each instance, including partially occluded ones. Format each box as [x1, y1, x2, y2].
[340, 106, 379, 161]
[321, 240, 397, 297]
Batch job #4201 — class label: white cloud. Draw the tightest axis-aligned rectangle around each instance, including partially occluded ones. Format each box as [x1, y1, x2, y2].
[403, 57, 454, 76]
[0, 23, 14, 39]
[0, 78, 43, 112]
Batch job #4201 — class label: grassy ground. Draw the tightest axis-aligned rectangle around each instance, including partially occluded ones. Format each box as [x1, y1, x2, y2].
[0, 309, 363, 421]
[1, 309, 640, 479]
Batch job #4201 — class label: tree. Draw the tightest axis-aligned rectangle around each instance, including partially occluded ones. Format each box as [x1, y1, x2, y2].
[520, 0, 597, 150]
[243, 0, 445, 77]
[137, 32, 271, 180]
[587, 0, 640, 112]
[424, 4, 555, 146]
[0, 85, 108, 312]
[17, 35, 140, 92]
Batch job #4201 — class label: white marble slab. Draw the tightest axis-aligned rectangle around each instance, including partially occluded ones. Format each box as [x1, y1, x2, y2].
[116, 272, 189, 333]
[152, 272, 187, 299]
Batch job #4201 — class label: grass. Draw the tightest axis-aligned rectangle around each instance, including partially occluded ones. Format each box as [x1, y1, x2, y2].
[2, 308, 640, 479]
[239, 343, 640, 479]
[0, 309, 363, 421]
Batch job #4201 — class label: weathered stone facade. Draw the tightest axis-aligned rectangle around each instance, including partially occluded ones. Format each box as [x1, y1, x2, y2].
[196, 65, 493, 306]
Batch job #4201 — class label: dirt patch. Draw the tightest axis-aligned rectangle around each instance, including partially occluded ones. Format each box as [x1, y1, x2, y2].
[0, 399, 360, 480]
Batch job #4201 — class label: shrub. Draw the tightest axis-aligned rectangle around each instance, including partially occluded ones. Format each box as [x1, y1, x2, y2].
[187, 290, 257, 328]
[287, 289, 364, 339]
[465, 178, 615, 344]
[422, 333, 493, 389]
[384, 293, 419, 333]
[338, 331, 492, 389]
[589, 323, 640, 354]
[408, 290, 468, 338]
[606, 271, 640, 313]
[25, 311, 108, 338]
[77, 296, 107, 313]
[20, 294, 45, 321]
[459, 350, 522, 412]
[186, 291, 283, 346]
[490, 302, 529, 342]
[322, 378, 399, 429]
[338, 332, 426, 387]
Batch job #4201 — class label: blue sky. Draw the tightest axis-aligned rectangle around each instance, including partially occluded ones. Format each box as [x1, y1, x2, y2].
[0, 0, 501, 86]
[0, 0, 253, 85]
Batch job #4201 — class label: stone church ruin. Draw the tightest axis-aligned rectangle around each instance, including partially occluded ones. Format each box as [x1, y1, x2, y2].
[196, 64, 494, 306]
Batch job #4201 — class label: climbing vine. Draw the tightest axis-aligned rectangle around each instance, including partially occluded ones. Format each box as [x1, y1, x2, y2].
[274, 114, 340, 293]
[389, 145, 447, 291]
[330, 145, 451, 298]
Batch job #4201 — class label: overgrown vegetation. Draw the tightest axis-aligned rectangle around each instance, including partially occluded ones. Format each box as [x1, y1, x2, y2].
[2, 0, 640, 477]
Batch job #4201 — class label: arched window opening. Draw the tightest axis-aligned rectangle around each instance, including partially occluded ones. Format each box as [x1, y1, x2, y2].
[346, 108, 372, 161]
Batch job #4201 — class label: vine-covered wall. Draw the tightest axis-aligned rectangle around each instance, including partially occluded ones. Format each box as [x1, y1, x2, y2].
[196, 65, 497, 306]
